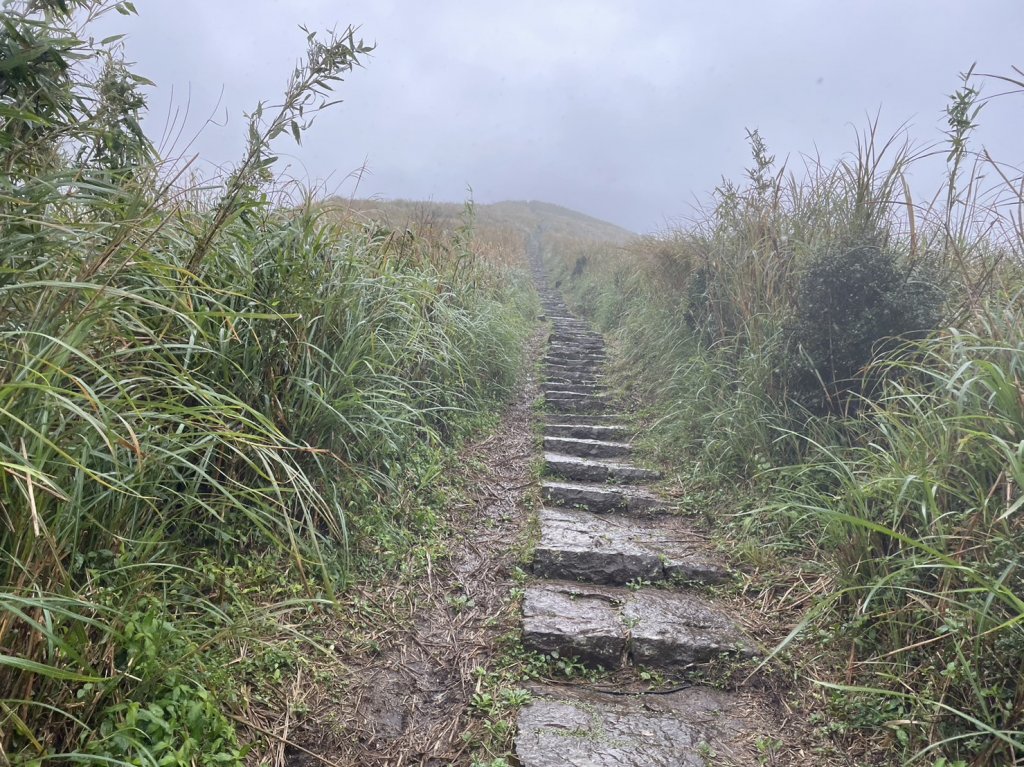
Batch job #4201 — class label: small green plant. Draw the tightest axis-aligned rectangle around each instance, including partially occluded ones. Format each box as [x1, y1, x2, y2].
[755, 735, 783, 765]
[638, 668, 665, 687]
[501, 688, 533, 707]
[471, 691, 497, 716]
[626, 577, 652, 592]
[448, 593, 476, 612]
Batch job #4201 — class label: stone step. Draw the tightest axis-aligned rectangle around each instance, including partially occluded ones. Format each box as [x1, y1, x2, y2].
[549, 335, 603, 347]
[545, 370, 604, 381]
[545, 422, 630, 441]
[546, 351, 601, 361]
[531, 507, 724, 585]
[549, 338, 604, 349]
[544, 391, 610, 405]
[545, 398, 608, 415]
[522, 581, 753, 672]
[547, 355, 605, 366]
[543, 413, 621, 425]
[544, 380, 603, 392]
[545, 369, 604, 382]
[544, 453, 659, 484]
[540, 382, 602, 395]
[549, 329, 603, 340]
[547, 315, 587, 323]
[542, 436, 631, 459]
[542, 383, 603, 395]
[516, 687, 750, 767]
[542, 480, 662, 514]
[547, 344, 605, 355]
[545, 360, 604, 373]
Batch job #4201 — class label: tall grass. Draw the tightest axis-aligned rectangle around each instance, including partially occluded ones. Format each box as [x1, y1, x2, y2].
[1, 2, 534, 763]
[548, 77, 1023, 763]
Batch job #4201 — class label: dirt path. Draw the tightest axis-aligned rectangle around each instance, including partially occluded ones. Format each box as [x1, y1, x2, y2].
[285, 329, 545, 766]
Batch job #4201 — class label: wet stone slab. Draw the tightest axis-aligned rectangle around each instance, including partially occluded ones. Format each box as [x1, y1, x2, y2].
[625, 588, 755, 670]
[521, 583, 626, 667]
[546, 356, 606, 365]
[516, 686, 751, 767]
[545, 377, 603, 389]
[549, 337, 604, 348]
[532, 507, 725, 585]
[548, 337, 604, 348]
[545, 423, 629, 441]
[543, 436, 631, 459]
[545, 391, 611, 404]
[547, 346, 606, 357]
[543, 413, 621, 426]
[545, 368, 605, 382]
[542, 480, 663, 514]
[545, 381, 605, 393]
[547, 349, 607, 362]
[545, 360, 605, 373]
[544, 453, 659, 483]
[546, 398, 608, 415]
[542, 383, 603, 394]
[522, 582, 752, 672]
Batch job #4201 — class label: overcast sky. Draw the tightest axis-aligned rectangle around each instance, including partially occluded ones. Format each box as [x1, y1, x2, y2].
[91, 1, 1024, 233]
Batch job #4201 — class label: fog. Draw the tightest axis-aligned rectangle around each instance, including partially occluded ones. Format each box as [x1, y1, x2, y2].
[93, 1, 1024, 232]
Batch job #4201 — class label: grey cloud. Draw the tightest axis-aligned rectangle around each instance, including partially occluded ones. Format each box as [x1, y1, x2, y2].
[94, 1, 1024, 232]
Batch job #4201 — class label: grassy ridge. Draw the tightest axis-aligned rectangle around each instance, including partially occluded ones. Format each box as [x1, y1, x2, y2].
[1, 3, 534, 763]
[546, 108, 1024, 762]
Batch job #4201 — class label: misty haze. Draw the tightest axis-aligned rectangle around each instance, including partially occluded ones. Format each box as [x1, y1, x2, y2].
[2, 2, 1022, 766]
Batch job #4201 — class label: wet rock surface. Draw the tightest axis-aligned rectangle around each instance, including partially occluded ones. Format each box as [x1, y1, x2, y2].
[542, 436, 632, 459]
[545, 422, 629, 441]
[531, 506, 725, 585]
[516, 686, 752, 767]
[517, 255, 770, 765]
[521, 583, 626, 667]
[625, 587, 756, 669]
[521, 580, 751, 671]
[542, 480, 663, 514]
[544, 452, 660, 483]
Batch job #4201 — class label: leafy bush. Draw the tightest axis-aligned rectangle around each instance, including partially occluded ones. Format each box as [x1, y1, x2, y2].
[784, 239, 943, 413]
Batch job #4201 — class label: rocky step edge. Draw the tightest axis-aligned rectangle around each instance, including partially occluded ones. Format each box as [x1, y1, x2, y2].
[522, 580, 755, 672]
[541, 479, 665, 514]
[544, 452, 660, 484]
[531, 506, 725, 586]
[515, 685, 762, 767]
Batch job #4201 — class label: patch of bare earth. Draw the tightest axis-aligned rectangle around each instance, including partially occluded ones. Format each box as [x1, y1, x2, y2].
[281, 329, 545, 767]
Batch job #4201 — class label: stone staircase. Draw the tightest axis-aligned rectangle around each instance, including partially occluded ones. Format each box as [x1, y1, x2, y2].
[514, 261, 762, 765]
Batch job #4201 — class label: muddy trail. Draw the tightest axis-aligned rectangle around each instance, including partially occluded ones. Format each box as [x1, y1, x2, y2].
[283, 330, 545, 765]
[285, 257, 790, 766]
[513, 255, 778, 765]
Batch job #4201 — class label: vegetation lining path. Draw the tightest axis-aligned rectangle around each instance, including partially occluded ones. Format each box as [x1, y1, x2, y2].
[512, 256, 775, 765]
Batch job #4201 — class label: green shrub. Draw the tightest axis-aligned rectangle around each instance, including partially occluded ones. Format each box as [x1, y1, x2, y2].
[784, 239, 943, 413]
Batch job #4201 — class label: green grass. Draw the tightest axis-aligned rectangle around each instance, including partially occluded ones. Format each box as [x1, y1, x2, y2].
[545, 78, 1024, 765]
[0, 2, 536, 762]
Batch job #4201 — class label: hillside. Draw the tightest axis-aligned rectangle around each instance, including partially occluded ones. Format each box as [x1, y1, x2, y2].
[324, 197, 634, 252]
